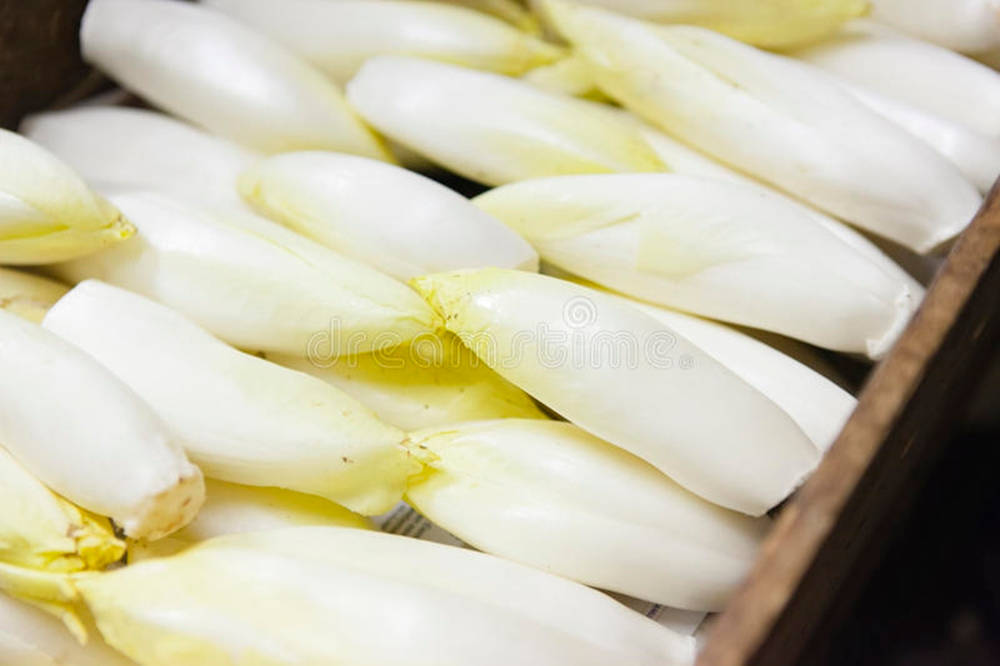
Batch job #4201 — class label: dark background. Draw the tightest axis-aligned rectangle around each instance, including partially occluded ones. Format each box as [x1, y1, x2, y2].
[814, 354, 1000, 666]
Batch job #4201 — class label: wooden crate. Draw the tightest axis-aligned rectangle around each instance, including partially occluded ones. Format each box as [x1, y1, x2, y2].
[3, 2, 999, 663]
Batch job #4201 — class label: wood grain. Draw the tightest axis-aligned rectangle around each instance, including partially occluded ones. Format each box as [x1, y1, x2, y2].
[699, 186, 1000, 666]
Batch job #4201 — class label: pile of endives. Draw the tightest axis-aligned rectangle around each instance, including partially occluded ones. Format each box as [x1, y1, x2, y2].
[0, 0, 993, 663]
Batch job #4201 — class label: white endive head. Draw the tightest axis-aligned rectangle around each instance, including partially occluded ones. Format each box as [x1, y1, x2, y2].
[532, 0, 869, 48]
[792, 22, 1000, 138]
[628, 119, 938, 293]
[21, 106, 260, 208]
[607, 294, 857, 452]
[50, 190, 440, 356]
[346, 55, 665, 185]
[543, 1, 983, 253]
[869, 0, 1000, 53]
[476, 174, 921, 358]
[80, 0, 390, 159]
[267, 333, 546, 431]
[0, 592, 135, 666]
[0, 128, 133, 264]
[43, 280, 420, 515]
[0, 268, 67, 323]
[239, 151, 539, 279]
[203, 0, 562, 84]
[66, 527, 695, 665]
[409, 268, 819, 515]
[0, 310, 203, 541]
[0, 447, 124, 573]
[845, 86, 1000, 194]
[405, 419, 769, 611]
[130, 479, 372, 561]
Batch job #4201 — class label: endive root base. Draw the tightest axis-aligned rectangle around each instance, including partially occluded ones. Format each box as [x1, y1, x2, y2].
[71, 513, 127, 571]
[117, 468, 205, 542]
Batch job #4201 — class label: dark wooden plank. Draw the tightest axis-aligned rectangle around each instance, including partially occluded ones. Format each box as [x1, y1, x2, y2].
[698, 186, 1000, 666]
[0, 0, 95, 129]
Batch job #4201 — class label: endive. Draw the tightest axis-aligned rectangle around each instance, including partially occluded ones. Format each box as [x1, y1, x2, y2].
[476, 174, 921, 358]
[544, 2, 982, 253]
[599, 290, 858, 452]
[204, 0, 561, 84]
[631, 123, 932, 293]
[0, 310, 203, 541]
[0, 128, 133, 264]
[22, 106, 260, 209]
[80, 0, 390, 159]
[50, 191, 439, 356]
[845, 86, 1000, 194]
[269, 334, 547, 431]
[43, 280, 420, 515]
[130, 479, 372, 560]
[532, 0, 869, 48]
[410, 268, 819, 515]
[793, 23, 1000, 139]
[0, 447, 124, 572]
[0, 592, 135, 666]
[405, 419, 768, 610]
[239, 151, 538, 279]
[0, 267, 67, 323]
[869, 0, 1000, 53]
[4, 527, 695, 665]
[346, 55, 665, 186]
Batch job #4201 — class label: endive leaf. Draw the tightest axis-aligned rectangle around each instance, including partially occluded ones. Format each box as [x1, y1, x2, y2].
[0, 447, 124, 572]
[346, 55, 665, 185]
[73, 527, 696, 665]
[845, 86, 1000, 194]
[130, 479, 372, 561]
[80, 0, 391, 159]
[0, 592, 135, 666]
[0, 129, 133, 264]
[627, 120, 932, 294]
[239, 151, 539, 280]
[792, 21, 1000, 138]
[268, 333, 547, 431]
[600, 291, 858, 451]
[532, 0, 869, 48]
[475, 173, 921, 358]
[869, 0, 1000, 53]
[21, 106, 261, 209]
[405, 419, 769, 611]
[409, 268, 818, 515]
[204, 0, 562, 84]
[0, 310, 203, 541]
[544, 2, 982, 253]
[0, 268, 68, 323]
[50, 191, 440, 356]
[43, 281, 420, 515]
